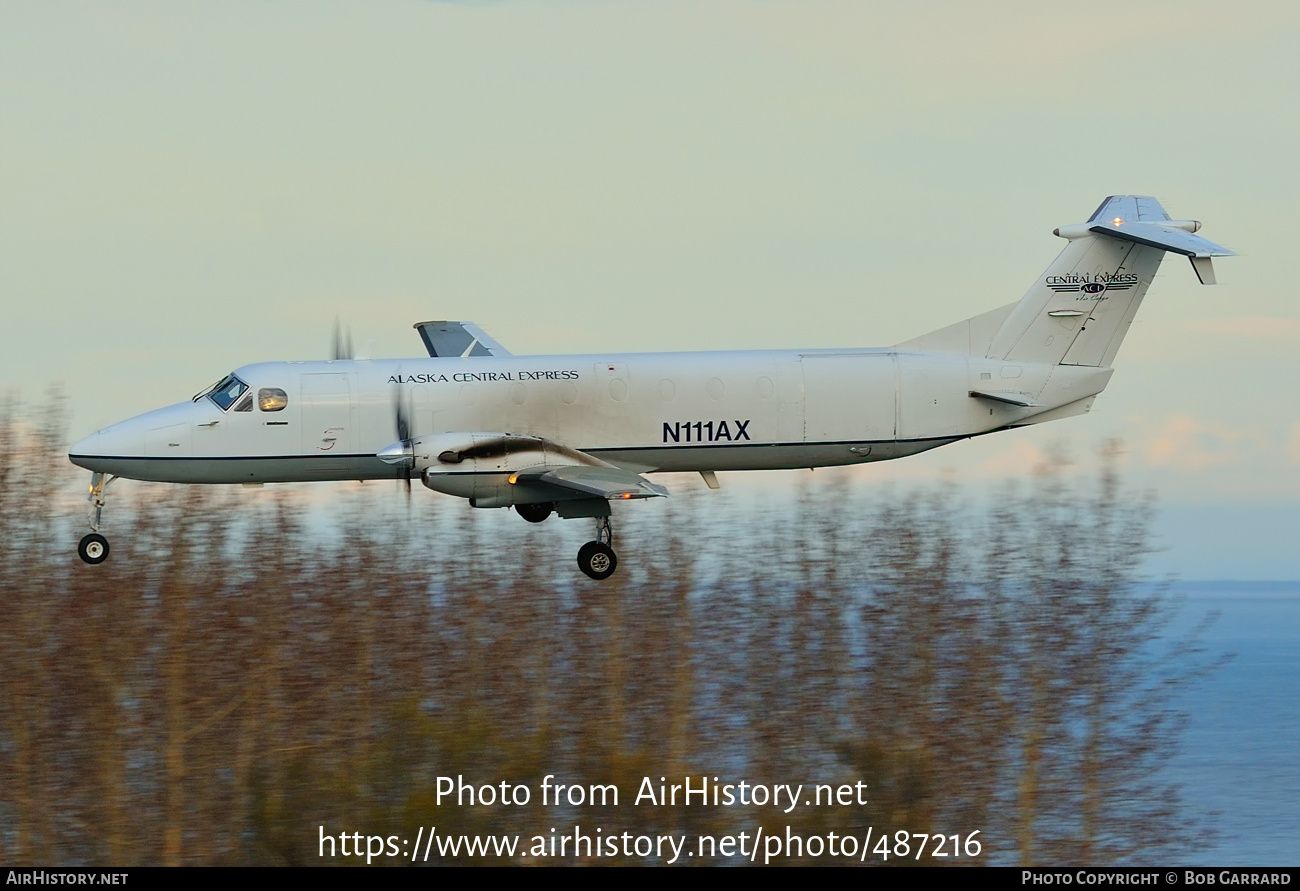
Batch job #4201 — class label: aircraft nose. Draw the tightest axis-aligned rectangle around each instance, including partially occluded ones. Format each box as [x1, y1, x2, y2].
[68, 423, 144, 468]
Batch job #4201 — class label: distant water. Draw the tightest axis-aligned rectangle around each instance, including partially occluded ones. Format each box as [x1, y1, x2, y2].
[1162, 581, 1300, 866]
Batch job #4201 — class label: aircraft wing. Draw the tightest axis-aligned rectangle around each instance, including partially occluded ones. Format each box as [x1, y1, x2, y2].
[511, 464, 669, 501]
[413, 321, 513, 357]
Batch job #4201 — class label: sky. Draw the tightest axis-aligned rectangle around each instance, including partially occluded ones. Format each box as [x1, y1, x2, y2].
[1, 0, 1297, 578]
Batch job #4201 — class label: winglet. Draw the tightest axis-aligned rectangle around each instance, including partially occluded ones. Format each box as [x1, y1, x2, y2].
[1189, 256, 1218, 285]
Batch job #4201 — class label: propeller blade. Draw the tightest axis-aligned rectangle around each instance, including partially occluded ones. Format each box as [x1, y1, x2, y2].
[393, 385, 410, 443]
[390, 378, 414, 507]
[331, 318, 354, 360]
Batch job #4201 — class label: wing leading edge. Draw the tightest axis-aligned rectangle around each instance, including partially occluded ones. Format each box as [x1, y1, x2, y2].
[511, 464, 669, 501]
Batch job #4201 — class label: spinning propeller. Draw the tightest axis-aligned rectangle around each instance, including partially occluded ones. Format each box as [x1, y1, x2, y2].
[377, 378, 415, 504]
[335, 320, 411, 502]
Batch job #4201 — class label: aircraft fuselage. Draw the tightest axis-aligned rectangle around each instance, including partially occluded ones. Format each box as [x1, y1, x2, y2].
[66, 195, 1230, 577]
[69, 347, 1111, 485]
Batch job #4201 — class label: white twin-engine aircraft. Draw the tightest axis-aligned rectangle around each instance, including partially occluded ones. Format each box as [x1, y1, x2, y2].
[69, 196, 1233, 579]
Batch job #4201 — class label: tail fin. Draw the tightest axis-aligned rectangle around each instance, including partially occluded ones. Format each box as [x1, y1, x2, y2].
[899, 196, 1235, 366]
[986, 196, 1234, 367]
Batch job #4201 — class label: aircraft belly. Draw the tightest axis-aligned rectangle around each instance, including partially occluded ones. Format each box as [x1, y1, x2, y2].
[67, 455, 393, 484]
[595, 437, 959, 472]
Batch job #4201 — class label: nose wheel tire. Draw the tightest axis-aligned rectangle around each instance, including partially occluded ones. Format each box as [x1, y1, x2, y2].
[78, 533, 110, 565]
[577, 541, 617, 580]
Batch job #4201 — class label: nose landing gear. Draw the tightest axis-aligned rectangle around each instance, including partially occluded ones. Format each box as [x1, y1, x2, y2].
[78, 533, 109, 565]
[577, 515, 618, 581]
[78, 472, 117, 565]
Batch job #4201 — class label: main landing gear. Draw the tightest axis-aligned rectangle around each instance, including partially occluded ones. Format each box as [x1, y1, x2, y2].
[514, 499, 621, 577]
[577, 516, 617, 581]
[78, 472, 116, 565]
[514, 500, 620, 580]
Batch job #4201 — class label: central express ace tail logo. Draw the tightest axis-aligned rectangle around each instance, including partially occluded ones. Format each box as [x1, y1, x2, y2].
[1045, 272, 1138, 295]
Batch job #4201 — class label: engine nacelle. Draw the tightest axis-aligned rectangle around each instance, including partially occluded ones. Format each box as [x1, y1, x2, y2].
[415, 432, 609, 506]
[411, 432, 603, 473]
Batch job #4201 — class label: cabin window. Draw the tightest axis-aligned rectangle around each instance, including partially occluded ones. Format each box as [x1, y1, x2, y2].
[258, 388, 288, 412]
[207, 374, 250, 411]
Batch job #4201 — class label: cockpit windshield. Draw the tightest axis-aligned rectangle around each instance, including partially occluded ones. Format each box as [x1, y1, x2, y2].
[203, 374, 250, 411]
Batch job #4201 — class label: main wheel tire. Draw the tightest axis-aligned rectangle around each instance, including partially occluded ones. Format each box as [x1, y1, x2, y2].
[515, 501, 554, 524]
[577, 541, 617, 580]
[78, 533, 110, 565]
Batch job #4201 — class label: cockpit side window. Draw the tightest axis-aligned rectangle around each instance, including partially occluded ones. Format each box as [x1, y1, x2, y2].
[258, 388, 288, 412]
[233, 391, 254, 412]
[207, 374, 250, 411]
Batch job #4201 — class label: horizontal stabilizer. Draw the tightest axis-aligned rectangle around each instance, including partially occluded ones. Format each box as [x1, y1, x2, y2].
[513, 464, 669, 500]
[1086, 220, 1235, 259]
[969, 389, 1041, 407]
[1067, 195, 1236, 266]
[413, 321, 512, 358]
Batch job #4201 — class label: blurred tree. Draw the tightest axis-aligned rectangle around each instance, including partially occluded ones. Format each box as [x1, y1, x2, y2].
[0, 398, 1215, 865]
[982, 445, 1217, 863]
